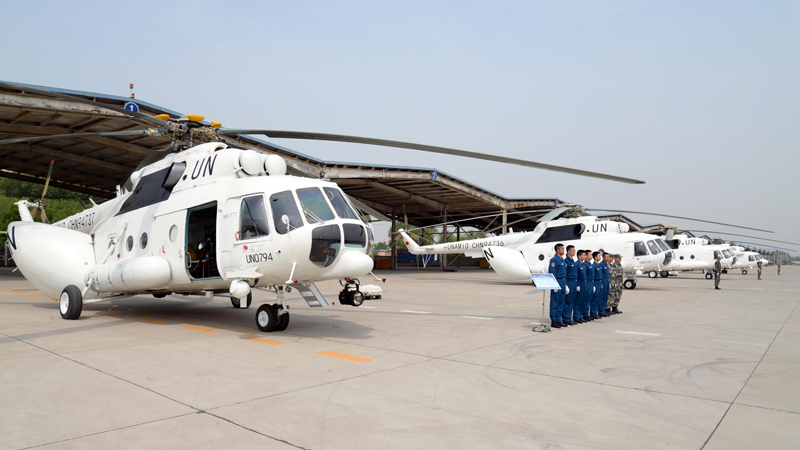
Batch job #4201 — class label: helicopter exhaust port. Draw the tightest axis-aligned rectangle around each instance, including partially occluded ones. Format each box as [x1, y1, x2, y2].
[339, 278, 365, 307]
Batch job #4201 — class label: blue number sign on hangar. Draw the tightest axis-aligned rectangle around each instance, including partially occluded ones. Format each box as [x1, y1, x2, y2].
[123, 101, 139, 118]
[431, 171, 438, 181]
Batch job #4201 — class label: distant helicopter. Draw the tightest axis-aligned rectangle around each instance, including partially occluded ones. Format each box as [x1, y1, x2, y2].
[401, 214, 680, 289]
[0, 81, 644, 332]
[398, 204, 781, 289]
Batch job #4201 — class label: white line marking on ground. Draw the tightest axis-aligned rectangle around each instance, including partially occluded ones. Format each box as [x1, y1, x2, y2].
[460, 316, 493, 320]
[359, 306, 376, 309]
[615, 330, 661, 336]
[401, 310, 431, 314]
[713, 339, 767, 346]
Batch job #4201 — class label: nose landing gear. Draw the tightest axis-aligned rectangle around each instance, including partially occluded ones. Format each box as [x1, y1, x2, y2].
[255, 286, 290, 332]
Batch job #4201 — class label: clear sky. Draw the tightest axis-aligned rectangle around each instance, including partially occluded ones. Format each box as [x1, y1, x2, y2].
[1, 1, 797, 252]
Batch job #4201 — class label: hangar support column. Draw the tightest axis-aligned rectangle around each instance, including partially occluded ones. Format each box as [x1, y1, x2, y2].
[391, 208, 397, 270]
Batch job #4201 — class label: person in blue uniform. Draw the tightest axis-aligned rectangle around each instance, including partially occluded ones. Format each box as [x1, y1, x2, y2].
[582, 250, 595, 321]
[600, 252, 611, 317]
[573, 250, 587, 323]
[562, 245, 578, 325]
[590, 251, 604, 318]
[548, 243, 567, 328]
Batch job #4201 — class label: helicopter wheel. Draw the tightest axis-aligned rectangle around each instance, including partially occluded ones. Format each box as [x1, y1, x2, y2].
[705, 273, 713, 280]
[648, 271, 657, 278]
[255, 304, 278, 332]
[623, 280, 635, 290]
[231, 293, 252, 309]
[275, 311, 290, 331]
[59, 285, 83, 320]
[660, 271, 669, 278]
[742, 270, 747, 275]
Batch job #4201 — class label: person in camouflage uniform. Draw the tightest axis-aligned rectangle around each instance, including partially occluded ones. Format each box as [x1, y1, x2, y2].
[607, 254, 624, 314]
[714, 256, 722, 289]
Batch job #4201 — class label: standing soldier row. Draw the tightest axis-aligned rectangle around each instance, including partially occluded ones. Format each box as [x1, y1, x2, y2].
[548, 246, 624, 330]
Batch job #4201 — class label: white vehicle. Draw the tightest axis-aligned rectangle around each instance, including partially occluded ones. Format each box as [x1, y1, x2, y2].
[665, 235, 737, 279]
[1, 81, 644, 332]
[400, 215, 679, 289]
[730, 248, 767, 275]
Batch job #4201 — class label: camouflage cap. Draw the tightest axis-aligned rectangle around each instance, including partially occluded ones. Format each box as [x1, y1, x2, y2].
[613, 254, 622, 259]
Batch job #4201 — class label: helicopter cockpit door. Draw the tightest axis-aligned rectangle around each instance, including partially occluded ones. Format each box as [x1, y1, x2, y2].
[185, 202, 220, 281]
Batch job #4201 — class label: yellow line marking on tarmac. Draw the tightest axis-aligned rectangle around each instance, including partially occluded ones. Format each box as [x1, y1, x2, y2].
[27, 295, 45, 298]
[242, 337, 285, 345]
[139, 317, 168, 324]
[103, 311, 125, 315]
[10, 291, 25, 294]
[50, 299, 59, 303]
[183, 326, 219, 334]
[316, 350, 372, 363]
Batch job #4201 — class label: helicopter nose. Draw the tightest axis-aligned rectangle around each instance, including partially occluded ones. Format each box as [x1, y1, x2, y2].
[324, 250, 374, 279]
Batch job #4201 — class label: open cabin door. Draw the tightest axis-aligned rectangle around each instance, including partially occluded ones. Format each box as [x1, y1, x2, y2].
[185, 202, 220, 281]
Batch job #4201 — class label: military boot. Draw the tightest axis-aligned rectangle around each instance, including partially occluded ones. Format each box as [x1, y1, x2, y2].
[612, 306, 622, 314]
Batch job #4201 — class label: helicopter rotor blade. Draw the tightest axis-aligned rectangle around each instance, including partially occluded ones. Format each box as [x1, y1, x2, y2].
[40, 208, 49, 225]
[586, 209, 773, 233]
[726, 241, 796, 252]
[217, 129, 646, 185]
[0, 81, 168, 127]
[0, 129, 162, 147]
[681, 230, 798, 246]
[40, 160, 54, 202]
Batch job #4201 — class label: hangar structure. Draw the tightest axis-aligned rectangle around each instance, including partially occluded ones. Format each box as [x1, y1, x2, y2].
[0, 82, 646, 269]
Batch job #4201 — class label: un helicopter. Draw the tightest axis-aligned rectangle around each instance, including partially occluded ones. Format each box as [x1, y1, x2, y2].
[0, 81, 645, 332]
[648, 227, 796, 278]
[398, 204, 777, 289]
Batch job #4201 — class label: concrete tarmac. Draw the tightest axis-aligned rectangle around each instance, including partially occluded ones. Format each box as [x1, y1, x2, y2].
[1, 265, 798, 449]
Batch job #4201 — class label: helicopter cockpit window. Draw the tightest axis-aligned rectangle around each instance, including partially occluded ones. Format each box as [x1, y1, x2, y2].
[323, 187, 360, 220]
[297, 188, 335, 224]
[270, 191, 304, 234]
[240, 195, 269, 240]
[722, 249, 731, 258]
[656, 239, 670, 252]
[749, 255, 755, 261]
[633, 241, 648, 256]
[647, 240, 661, 254]
[309, 225, 341, 267]
[713, 250, 722, 260]
[343, 224, 367, 247]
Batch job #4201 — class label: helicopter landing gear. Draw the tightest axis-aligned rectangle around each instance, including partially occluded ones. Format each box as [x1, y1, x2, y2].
[623, 279, 636, 290]
[742, 269, 748, 275]
[660, 271, 669, 278]
[648, 270, 658, 278]
[231, 292, 252, 309]
[59, 285, 83, 320]
[255, 304, 278, 332]
[705, 273, 713, 280]
[256, 287, 289, 332]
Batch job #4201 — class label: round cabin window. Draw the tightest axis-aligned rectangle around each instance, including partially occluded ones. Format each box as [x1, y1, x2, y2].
[169, 225, 178, 242]
[126, 235, 133, 251]
[140, 232, 148, 249]
[538, 254, 545, 261]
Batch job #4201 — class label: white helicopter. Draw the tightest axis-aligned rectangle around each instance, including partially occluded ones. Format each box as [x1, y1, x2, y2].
[400, 213, 679, 289]
[0, 81, 646, 332]
[656, 229, 795, 278]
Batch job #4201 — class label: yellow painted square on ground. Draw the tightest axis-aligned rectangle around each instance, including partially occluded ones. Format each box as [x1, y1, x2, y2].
[27, 295, 45, 298]
[316, 350, 372, 362]
[183, 326, 220, 334]
[139, 317, 168, 324]
[242, 337, 285, 346]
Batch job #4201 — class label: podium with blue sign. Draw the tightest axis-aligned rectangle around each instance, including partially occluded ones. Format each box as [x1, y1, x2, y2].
[531, 273, 560, 332]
